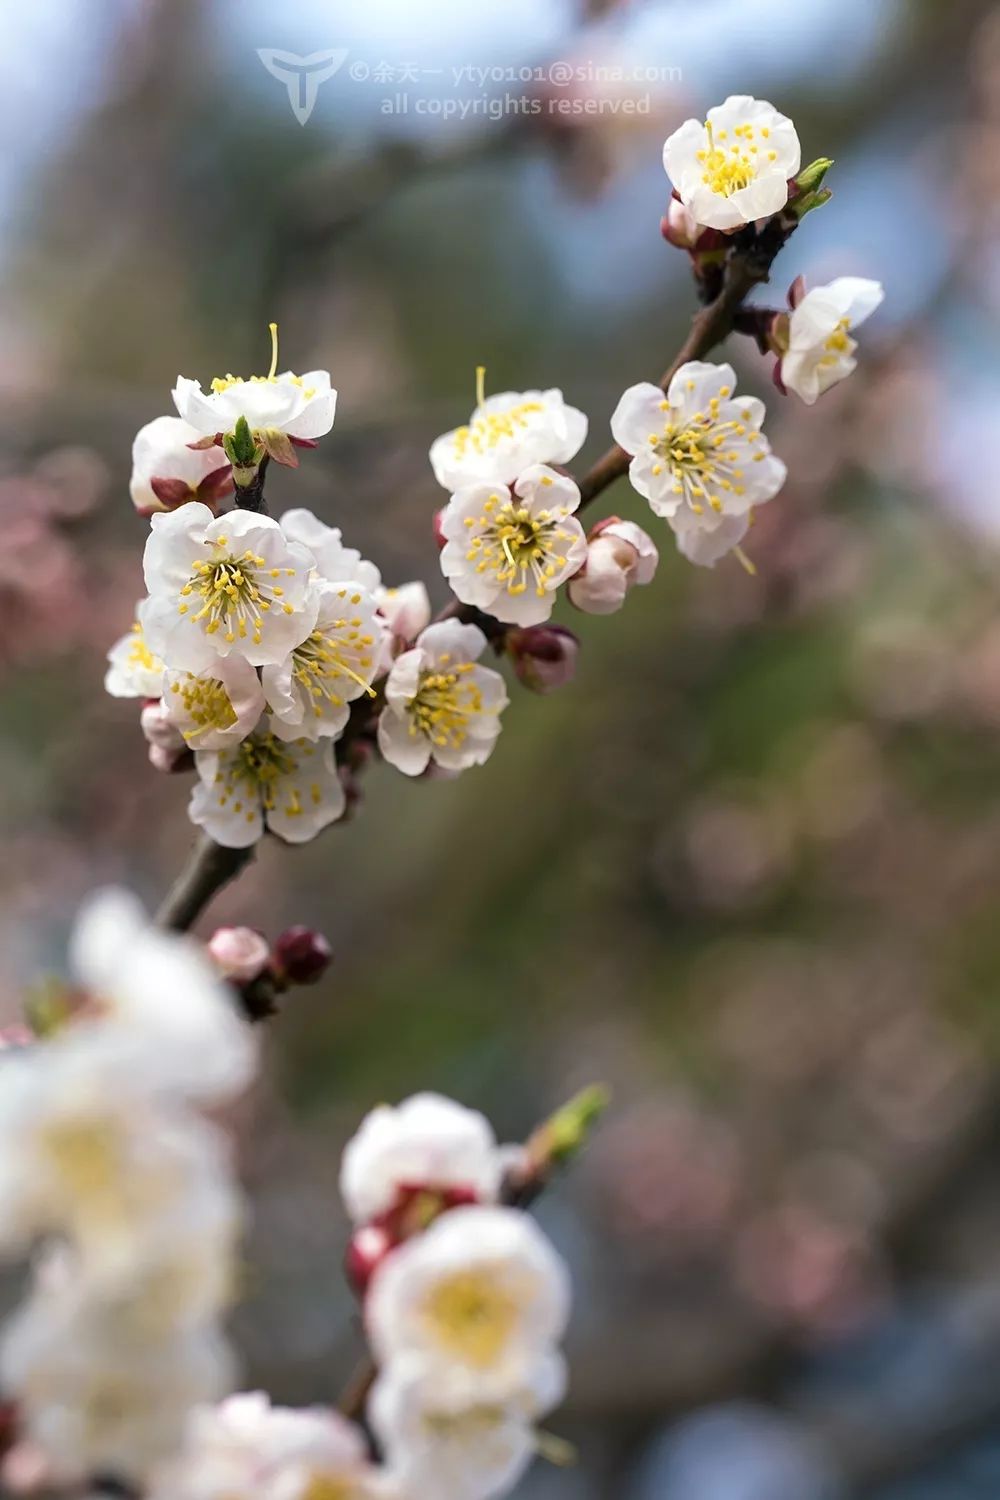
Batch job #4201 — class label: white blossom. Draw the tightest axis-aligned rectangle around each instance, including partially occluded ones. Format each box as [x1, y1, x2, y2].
[430, 389, 587, 492]
[376, 582, 432, 648]
[0, 1045, 242, 1269]
[142, 502, 318, 672]
[663, 95, 800, 232]
[567, 519, 658, 615]
[2, 1272, 233, 1484]
[781, 276, 885, 405]
[610, 362, 786, 566]
[105, 605, 164, 698]
[673, 509, 752, 568]
[190, 727, 345, 847]
[439, 464, 588, 627]
[151, 1393, 386, 1500]
[340, 1093, 504, 1226]
[130, 415, 232, 517]
[164, 656, 267, 751]
[263, 581, 383, 742]
[367, 1205, 570, 1399]
[377, 621, 508, 777]
[370, 1357, 564, 1500]
[280, 508, 382, 592]
[0, 892, 252, 1487]
[66, 887, 257, 1106]
[172, 329, 336, 442]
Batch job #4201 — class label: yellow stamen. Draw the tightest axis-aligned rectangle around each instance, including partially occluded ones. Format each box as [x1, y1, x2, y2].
[267, 321, 279, 380]
[475, 364, 486, 408]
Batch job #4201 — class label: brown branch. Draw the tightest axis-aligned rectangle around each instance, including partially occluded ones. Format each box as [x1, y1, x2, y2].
[155, 834, 255, 932]
[576, 252, 771, 510]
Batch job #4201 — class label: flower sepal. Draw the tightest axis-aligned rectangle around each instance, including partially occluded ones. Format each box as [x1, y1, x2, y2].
[222, 415, 266, 488]
[345, 1183, 482, 1295]
[258, 428, 299, 469]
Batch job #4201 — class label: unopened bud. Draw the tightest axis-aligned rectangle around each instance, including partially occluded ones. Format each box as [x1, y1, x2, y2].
[792, 157, 833, 197]
[140, 698, 184, 751]
[148, 742, 195, 774]
[661, 196, 700, 250]
[432, 508, 448, 552]
[376, 581, 432, 645]
[787, 274, 807, 310]
[223, 416, 265, 485]
[207, 926, 271, 986]
[506, 625, 580, 694]
[568, 519, 658, 615]
[272, 926, 333, 986]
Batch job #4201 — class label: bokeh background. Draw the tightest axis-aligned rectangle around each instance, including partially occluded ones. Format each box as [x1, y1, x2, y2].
[3, 1, 1000, 1495]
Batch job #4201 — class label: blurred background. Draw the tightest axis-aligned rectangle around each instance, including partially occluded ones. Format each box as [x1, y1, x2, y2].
[2, 0, 1000, 1495]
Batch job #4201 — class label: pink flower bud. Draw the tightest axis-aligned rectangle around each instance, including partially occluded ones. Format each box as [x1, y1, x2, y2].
[376, 581, 432, 646]
[506, 625, 580, 694]
[568, 519, 658, 615]
[432, 508, 448, 552]
[207, 926, 271, 986]
[661, 196, 701, 249]
[140, 698, 184, 751]
[148, 742, 195, 774]
[272, 926, 333, 986]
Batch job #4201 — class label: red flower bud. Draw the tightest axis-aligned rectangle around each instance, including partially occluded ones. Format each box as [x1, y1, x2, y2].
[272, 926, 333, 986]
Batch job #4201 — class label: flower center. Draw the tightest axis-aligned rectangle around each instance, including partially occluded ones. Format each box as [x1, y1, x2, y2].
[213, 733, 322, 824]
[410, 662, 482, 749]
[819, 317, 853, 365]
[452, 400, 544, 459]
[292, 602, 378, 717]
[41, 1117, 124, 1221]
[464, 491, 572, 598]
[421, 1269, 519, 1368]
[696, 120, 778, 197]
[169, 674, 238, 738]
[127, 622, 159, 672]
[648, 389, 763, 516]
[177, 536, 297, 646]
[425, 1404, 507, 1440]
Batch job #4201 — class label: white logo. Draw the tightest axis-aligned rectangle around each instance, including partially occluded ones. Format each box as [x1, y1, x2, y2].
[257, 48, 349, 125]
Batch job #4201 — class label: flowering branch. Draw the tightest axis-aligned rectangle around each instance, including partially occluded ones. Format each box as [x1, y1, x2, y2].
[151, 212, 805, 938]
[1, 92, 889, 1500]
[576, 231, 784, 511]
[338, 1085, 610, 1424]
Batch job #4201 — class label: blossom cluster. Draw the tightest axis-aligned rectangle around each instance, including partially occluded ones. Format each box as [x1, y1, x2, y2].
[345, 1094, 570, 1500]
[0, 891, 256, 1483]
[106, 98, 882, 856]
[149, 1093, 571, 1500]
